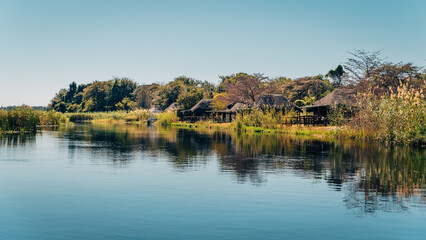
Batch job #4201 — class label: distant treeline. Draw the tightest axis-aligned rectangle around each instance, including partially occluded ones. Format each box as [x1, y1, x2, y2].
[1, 106, 47, 111]
[48, 50, 425, 114]
[48, 74, 338, 113]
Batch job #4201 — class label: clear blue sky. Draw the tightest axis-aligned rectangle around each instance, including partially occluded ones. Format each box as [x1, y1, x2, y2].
[1, 0, 425, 106]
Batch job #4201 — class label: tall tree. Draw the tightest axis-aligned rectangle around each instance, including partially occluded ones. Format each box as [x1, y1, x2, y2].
[221, 73, 271, 104]
[343, 49, 384, 84]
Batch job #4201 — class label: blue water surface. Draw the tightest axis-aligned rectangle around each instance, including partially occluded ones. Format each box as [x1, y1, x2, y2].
[0, 124, 425, 239]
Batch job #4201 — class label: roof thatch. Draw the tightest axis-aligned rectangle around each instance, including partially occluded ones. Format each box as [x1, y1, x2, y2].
[165, 102, 179, 111]
[213, 102, 249, 113]
[308, 88, 357, 107]
[190, 99, 214, 114]
[255, 94, 301, 111]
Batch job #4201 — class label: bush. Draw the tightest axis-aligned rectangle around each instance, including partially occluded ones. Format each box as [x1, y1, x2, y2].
[157, 111, 178, 126]
[0, 107, 68, 132]
[232, 108, 284, 130]
[39, 111, 68, 125]
[350, 82, 425, 144]
[67, 109, 150, 123]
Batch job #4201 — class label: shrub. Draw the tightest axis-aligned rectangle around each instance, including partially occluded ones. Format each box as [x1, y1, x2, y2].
[232, 107, 284, 130]
[157, 111, 178, 126]
[350, 81, 425, 144]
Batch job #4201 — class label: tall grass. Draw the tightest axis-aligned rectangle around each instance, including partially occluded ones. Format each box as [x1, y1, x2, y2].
[67, 109, 151, 123]
[349, 82, 425, 144]
[0, 106, 68, 133]
[157, 111, 179, 126]
[232, 108, 285, 131]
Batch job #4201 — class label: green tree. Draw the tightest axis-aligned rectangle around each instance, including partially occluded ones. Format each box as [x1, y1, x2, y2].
[82, 81, 112, 112]
[326, 65, 345, 85]
[220, 73, 271, 104]
[177, 89, 204, 110]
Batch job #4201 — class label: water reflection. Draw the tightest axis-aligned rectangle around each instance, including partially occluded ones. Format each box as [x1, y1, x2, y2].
[0, 134, 36, 147]
[5, 124, 425, 215]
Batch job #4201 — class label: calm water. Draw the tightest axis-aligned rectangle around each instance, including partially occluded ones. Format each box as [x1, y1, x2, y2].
[0, 124, 425, 240]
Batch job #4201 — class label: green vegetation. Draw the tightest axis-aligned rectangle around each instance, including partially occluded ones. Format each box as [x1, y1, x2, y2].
[157, 111, 179, 126]
[0, 106, 68, 133]
[66, 109, 151, 123]
[350, 82, 425, 144]
[3, 49, 422, 145]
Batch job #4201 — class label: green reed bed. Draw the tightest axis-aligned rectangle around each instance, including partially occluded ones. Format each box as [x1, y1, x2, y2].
[66, 109, 151, 123]
[0, 106, 68, 133]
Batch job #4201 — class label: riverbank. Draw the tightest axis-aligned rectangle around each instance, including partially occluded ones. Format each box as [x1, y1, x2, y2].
[1, 107, 424, 146]
[171, 121, 341, 138]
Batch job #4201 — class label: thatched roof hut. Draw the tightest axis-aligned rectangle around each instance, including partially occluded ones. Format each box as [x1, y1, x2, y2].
[310, 88, 357, 107]
[255, 94, 302, 112]
[165, 102, 180, 111]
[190, 99, 214, 115]
[214, 102, 249, 113]
[303, 88, 357, 117]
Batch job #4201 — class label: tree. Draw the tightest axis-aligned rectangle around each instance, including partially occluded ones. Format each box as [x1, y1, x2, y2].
[343, 50, 384, 84]
[135, 84, 160, 109]
[221, 73, 271, 104]
[82, 81, 112, 112]
[108, 78, 137, 110]
[177, 89, 204, 110]
[279, 77, 334, 102]
[326, 65, 345, 85]
[367, 62, 424, 95]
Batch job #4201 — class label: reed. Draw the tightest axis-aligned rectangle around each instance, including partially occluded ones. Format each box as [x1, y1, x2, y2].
[348, 81, 425, 144]
[0, 106, 68, 133]
[157, 111, 179, 126]
[67, 109, 151, 123]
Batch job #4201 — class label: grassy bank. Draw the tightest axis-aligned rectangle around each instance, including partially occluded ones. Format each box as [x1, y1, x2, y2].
[170, 120, 339, 138]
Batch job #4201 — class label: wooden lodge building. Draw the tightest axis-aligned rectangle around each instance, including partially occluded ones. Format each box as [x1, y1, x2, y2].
[178, 99, 214, 122]
[211, 102, 249, 123]
[302, 88, 357, 118]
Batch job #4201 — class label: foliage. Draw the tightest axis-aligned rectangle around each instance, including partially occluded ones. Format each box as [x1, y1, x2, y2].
[343, 49, 384, 85]
[220, 73, 272, 104]
[279, 77, 334, 102]
[157, 111, 179, 126]
[177, 88, 204, 110]
[67, 109, 151, 123]
[365, 62, 424, 95]
[134, 84, 160, 109]
[294, 96, 316, 107]
[153, 76, 216, 109]
[211, 93, 232, 111]
[48, 78, 137, 113]
[0, 106, 68, 133]
[326, 65, 345, 85]
[233, 108, 284, 130]
[350, 82, 425, 144]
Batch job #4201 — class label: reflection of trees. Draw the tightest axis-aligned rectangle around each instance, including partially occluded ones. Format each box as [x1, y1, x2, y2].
[0, 134, 36, 147]
[52, 124, 425, 214]
[211, 131, 425, 214]
[343, 145, 425, 215]
[56, 124, 213, 168]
